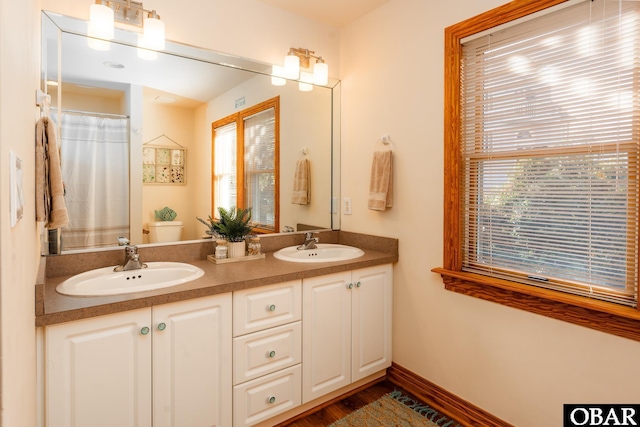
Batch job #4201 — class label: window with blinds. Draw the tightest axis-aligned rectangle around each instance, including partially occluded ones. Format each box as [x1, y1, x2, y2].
[212, 97, 279, 233]
[460, 0, 640, 306]
[244, 109, 276, 230]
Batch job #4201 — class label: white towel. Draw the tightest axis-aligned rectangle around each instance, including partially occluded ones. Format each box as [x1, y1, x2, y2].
[368, 150, 393, 211]
[36, 117, 69, 229]
[292, 158, 311, 205]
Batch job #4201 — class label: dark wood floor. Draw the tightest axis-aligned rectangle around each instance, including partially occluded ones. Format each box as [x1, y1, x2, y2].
[277, 379, 425, 426]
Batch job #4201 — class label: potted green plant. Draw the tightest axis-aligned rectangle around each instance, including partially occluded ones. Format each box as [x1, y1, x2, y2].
[197, 207, 254, 257]
[196, 215, 218, 238]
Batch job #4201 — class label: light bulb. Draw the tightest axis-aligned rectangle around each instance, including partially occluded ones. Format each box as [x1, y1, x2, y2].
[143, 14, 165, 51]
[299, 71, 313, 92]
[313, 61, 328, 86]
[284, 53, 300, 79]
[88, 3, 114, 50]
[271, 65, 286, 86]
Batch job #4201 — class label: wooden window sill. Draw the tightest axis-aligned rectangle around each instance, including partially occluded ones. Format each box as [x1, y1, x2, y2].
[432, 268, 640, 343]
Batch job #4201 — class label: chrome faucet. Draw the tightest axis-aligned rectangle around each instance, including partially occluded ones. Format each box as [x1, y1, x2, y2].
[114, 245, 147, 272]
[297, 232, 319, 250]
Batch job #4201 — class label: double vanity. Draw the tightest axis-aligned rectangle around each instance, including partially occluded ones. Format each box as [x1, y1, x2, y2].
[35, 231, 398, 427]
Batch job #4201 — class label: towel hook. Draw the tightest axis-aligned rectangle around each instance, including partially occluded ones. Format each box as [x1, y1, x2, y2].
[376, 135, 393, 151]
[299, 147, 308, 157]
[36, 89, 51, 117]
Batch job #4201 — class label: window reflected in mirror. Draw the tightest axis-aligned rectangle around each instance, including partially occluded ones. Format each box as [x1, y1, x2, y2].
[212, 97, 280, 233]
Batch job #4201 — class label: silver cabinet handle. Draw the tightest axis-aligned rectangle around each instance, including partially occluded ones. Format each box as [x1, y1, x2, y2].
[157, 322, 166, 331]
[140, 326, 150, 335]
[356, 281, 362, 288]
[268, 396, 276, 404]
[268, 350, 276, 358]
[268, 304, 276, 312]
[347, 283, 353, 289]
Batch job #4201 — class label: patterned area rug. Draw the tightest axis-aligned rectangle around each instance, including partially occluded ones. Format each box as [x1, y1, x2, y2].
[328, 390, 462, 427]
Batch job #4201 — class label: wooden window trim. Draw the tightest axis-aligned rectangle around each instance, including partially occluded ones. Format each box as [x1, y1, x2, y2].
[211, 97, 280, 233]
[437, 0, 640, 342]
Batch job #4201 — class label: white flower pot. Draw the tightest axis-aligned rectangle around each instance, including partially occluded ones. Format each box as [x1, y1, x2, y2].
[228, 241, 246, 258]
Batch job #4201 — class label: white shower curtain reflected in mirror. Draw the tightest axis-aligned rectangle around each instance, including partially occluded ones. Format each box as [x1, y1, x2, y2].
[52, 112, 129, 250]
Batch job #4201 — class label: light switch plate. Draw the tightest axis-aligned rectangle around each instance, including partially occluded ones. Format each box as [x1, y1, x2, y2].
[10, 151, 24, 227]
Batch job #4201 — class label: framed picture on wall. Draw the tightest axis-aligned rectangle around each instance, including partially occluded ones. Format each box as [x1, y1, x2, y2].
[142, 135, 186, 185]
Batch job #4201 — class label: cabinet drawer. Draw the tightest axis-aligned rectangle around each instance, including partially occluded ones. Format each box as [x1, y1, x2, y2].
[234, 322, 301, 385]
[233, 364, 301, 427]
[233, 280, 301, 336]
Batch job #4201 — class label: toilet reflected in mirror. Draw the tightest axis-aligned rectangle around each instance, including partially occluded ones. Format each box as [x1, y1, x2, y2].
[148, 221, 183, 243]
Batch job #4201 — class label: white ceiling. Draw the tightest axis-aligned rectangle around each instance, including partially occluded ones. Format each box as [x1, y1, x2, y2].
[255, 0, 389, 28]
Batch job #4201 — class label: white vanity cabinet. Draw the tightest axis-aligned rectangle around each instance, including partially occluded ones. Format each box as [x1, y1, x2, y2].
[302, 264, 393, 403]
[42, 262, 393, 427]
[232, 280, 302, 427]
[44, 294, 232, 427]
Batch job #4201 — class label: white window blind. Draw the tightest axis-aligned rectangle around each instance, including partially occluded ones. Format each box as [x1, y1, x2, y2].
[213, 122, 237, 214]
[244, 108, 276, 230]
[460, 0, 640, 306]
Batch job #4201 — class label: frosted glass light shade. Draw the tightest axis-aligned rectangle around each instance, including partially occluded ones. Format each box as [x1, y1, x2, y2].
[299, 71, 313, 92]
[88, 3, 114, 50]
[271, 65, 286, 86]
[284, 54, 300, 79]
[137, 34, 158, 60]
[313, 62, 328, 85]
[143, 16, 165, 51]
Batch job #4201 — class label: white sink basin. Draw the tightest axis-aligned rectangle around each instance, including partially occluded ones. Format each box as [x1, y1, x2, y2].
[56, 262, 205, 296]
[273, 244, 364, 263]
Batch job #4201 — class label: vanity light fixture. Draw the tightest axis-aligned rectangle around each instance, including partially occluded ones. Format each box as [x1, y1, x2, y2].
[298, 71, 314, 92]
[88, 0, 165, 53]
[274, 47, 330, 90]
[88, 1, 114, 50]
[271, 65, 287, 86]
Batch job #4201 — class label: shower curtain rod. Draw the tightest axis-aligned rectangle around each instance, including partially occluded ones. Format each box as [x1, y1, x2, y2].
[50, 107, 129, 119]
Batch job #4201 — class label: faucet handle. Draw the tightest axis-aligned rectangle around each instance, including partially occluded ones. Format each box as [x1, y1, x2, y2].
[118, 236, 130, 246]
[125, 245, 138, 257]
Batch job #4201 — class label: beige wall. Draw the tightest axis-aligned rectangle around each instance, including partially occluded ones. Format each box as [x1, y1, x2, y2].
[141, 95, 200, 242]
[0, 0, 41, 425]
[339, 1, 640, 426]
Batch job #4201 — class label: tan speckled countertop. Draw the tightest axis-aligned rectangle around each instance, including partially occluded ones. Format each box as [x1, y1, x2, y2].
[35, 231, 398, 326]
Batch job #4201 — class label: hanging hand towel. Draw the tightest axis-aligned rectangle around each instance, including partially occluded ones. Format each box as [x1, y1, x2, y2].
[36, 117, 69, 229]
[291, 158, 311, 205]
[368, 150, 393, 211]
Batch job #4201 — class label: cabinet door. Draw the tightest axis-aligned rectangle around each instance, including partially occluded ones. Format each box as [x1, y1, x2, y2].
[302, 271, 352, 403]
[351, 264, 393, 382]
[45, 309, 152, 427]
[152, 293, 232, 427]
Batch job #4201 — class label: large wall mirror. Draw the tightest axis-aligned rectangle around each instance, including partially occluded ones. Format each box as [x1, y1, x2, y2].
[41, 11, 340, 254]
